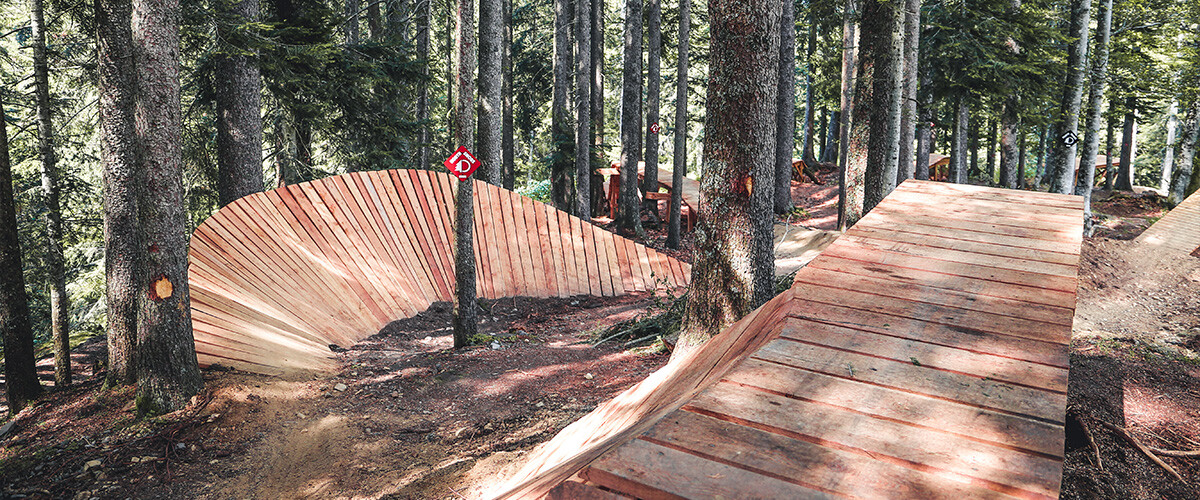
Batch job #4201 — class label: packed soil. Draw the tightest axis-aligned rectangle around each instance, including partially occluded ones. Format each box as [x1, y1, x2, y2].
[3, 186, 1198, 499]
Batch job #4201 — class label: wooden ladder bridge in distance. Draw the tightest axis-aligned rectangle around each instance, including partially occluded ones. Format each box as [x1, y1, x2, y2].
[1137, 188, 1200, 257]
[489, 180, 1085, 500]
[187, 169, 692, 375]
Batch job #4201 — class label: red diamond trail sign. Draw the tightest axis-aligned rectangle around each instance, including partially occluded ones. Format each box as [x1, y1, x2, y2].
[444, 146, 481, 181]
[649, 123, 661, 134]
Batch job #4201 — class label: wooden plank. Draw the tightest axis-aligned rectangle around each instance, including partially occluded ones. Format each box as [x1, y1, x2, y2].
[571, 215, 590, 296]
[843, 226, 1079, 268]
[585, 437, 835, 500]
[370, 171, 439, 303]
[869, 203, 1081, 244]
[613, 232, 635, 292]
[409, 170, 456, 296]
[557, 209, 581, 296]
[591, 223, 614, 297]
[638, 409, 1005, 500]
[898, 180, 1083, 209]
[687, 383, 1064, 499]
[879, 190, 1080, 227]
[533, 202, 559, 297]
[887, 184, 1083, 218]
[581, 221, 601, 296]
[545, 204, 568, 298]
[623, 238, 645, 292]
[313, 178, 407, 316]
[390, 170, 451, 300]
[520, 197, 548, 297]
[513, 193, 536, 296]
[634, 239, 654, 291]
[603, 231, 624, 295]
[546, 481, 632, 500]
[481, 182, 509, 298]
[351, 173, 428, 307]
[854, 211, 1081, 257]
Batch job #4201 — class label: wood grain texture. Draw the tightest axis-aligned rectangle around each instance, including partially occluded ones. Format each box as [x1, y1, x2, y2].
[1138, 189, 1200, 254]
[188, 170, 691, 375]
[488, 180, 1081, 500]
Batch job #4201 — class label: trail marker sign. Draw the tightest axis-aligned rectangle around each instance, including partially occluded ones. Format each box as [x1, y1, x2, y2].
[649, 123, 661, 134]
[445, 146, 481, 181]
[1060, 131, 1078, 147]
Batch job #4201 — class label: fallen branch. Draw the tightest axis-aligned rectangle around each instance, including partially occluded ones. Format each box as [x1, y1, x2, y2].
[1078, 415, 1102, 469]
[1148, 447, 1200, 458]
[1098, 420, 1184, 482]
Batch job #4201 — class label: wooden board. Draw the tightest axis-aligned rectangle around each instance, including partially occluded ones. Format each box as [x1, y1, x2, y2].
[488, 180, 1081, 500]
[1138, 188, 1200, 254]
[188, 170, 690, 374]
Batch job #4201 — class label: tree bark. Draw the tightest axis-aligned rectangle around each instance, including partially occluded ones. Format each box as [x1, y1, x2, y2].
[577, 0, 593, 218]
[667, 0, 689, 249]
[592, 0, 605, 149]
[1168, 101, 1200, 206]
[896, 0, 920, 184]
[999, 98, 1020, 188]
[98, 0, 140, 386]
[552, 0, 575, 211]
[800, 3, 816, 165]
[986, 119, 997, 182]
[822, 109, 840, 164]
[1046, 0, 1092, 194]
[216, 0, 264, 207]
[1018, 125, 1028, 189]
[969, 121, 980, 178]
[31, 0, 71, 387]
[641, 0, 661, 222]
[948, 96, 967, 184]
[367, 0, 382, 40]
[502, 0, 515, 188]
[1034, 125, 1048, 186]
[1162, 101, 1178, 193]
[1, 98, 42, 415]
[453, 0, 478, 347]
[774, 0, 796, 214]
[133, 0, 204, 415]
[1075, 0, 1113, 231]
[478, 0, 502, 184]
[617, 0, 645, 235]
[417, 0, 432, 171]
[1104, 117, 1115, 190]
[1115, 97, 1138, 191]
[855, 0, 904, 214]
[675, 0, 779, 356]
[345, 0, 360, 43]
[835, 0, 859, 230]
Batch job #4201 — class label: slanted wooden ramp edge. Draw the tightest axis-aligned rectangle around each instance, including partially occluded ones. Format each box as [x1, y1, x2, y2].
[489, 180, 1083, 500]
[1138, 189, 1200, 255]
[187, 169, 690, 375]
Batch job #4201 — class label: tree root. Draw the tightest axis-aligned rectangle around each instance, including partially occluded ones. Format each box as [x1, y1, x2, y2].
[1098, 419, 1185, 482]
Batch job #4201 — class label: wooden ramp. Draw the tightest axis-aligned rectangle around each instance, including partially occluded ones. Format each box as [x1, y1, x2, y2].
[489, 180, 1083, 500]
[1137, 189, 1200, 255]
[187, 169, 690, 374]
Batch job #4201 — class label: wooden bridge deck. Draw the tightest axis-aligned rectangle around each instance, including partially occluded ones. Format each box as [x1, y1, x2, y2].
[1138, 189, 1200, 255]
[490, 180, 1084, 500]
[187, 169, 690, 374]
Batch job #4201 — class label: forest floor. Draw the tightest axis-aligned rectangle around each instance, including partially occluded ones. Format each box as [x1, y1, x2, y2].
[2, 178, 1198, 499]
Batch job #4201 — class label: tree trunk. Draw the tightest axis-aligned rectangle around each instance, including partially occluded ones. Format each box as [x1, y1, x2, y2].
[800, 3, 816, 165]
[367, 0, 382, 40]
[948, 96, 967, 184]
[133, 0, 204, 415]
[999, 98, 1020, 188]
[502, 0, 515, 188]
[478, 0, 502, 184]
[667, 0, 689, 249]
[640, 0, 659, 221]
[617, 0, 645, 235]
[345, 0, 360, 43]
[913, 63, 932, 181]
[1168, 101, 1200, 206]
[1, 98, 42, 415]
[1115, 97, 1138, 191]
[985, 119, 997, 182]
[1162, 101, 1178, 193]
[1034, 125, 1047, 186]
[552, 0, 575, 211]
[856, 0, 905, 213]
[835, 0, 859, 230]
[675, 0, 780, 356]
[821, 109, 840, 164]
[969, 121, 979, 178]
[1104, 117, 1115, 190]
[417, 0, 432, 171]
[216, 0, 264, 207]
[453, 0, 478, 347]
[896, 0, 920, 184]
[816, 109, 828, 160]
[1046, 0, 1091, 194]
[1075, 0, 1113, 229]
[98, 0, 140, 386]
[1018, 125, 1028, 189]
[577, 0, 594, 218]
[774, 0, 796, 214]
[31, 0, 71, 387]
[592, 0, 605, 149]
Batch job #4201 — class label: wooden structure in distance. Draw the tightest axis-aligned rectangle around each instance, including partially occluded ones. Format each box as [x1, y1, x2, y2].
[187, 169, 690, 374]
[1138, 188, 1200, 255]
[490, 180, 1083, 499]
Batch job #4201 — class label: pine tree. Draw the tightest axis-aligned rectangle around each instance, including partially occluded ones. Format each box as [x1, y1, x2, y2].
[479, 0, 503, 184]
[453, 0, 479, 347]
[1, 97, 42, 415]
[216, 0, 265, 206]
[1075, 0, 1113, 230]
[552, 0, 575, 210]
[1047, 0, 1093, 194]
[617, 0, 645, 235]
[774, 0, 796, 214]
[640, 0, 661, 222]
[896, 0, 921, 184]
[576, 0, 593, 218]
[667, 0, 689, 249]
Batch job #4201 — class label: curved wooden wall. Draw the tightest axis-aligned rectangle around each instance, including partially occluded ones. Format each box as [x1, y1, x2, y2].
[187, 169, 690, 374]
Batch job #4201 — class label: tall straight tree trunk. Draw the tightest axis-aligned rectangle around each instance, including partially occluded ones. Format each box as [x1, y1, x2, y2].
[821, 109, 840, 164]
[1, 99, 42, 414]
[132, 0, 203, 415]
[913, 65, 932, 180]
[216, 0, 264, 207]
[667, 0, 689, 249]
[896, 0, 920, 184]
[551, 0, 575, 210]
[417, 0, 432, 171]
[502, 0, 515, 188]
[478, 0, 502, 183]
[1018, 125, 1028, 188]
[1104, 117, 1115, 190]
[1162, 101, 1178, 192]
[367, 0, 382, 40]
[617, 0, 645, 235]
[446, 0, 454, 151]
[800, 3, 816, 164]
[948, 97, 967, 184]
[835, 0, 859, 230]
[816, 109, 828, 160]
[452, 0, 478, 347]
[675, 0, 779, 356]
[577, 0, 593, 218]
[592, 0, 605, 149]
[1115, 97, 1138, 191]
[986, 119, 997, 182]
[774, 0, 796, 214]
[969, 122, 979, 177]
[854, 0, 904, 214]
[1076, 0, 1113, 229]
[999, 98, 1020, 188]
[640, 0, 659, 221]
[98, 0, 139, 385]
[1034, 125, 1048, 185]
[1046, 0, 1092, 194]
[345, 0, 360, 42]
[31, 0, 71, 387]
[1168, 101, 1200, 206]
